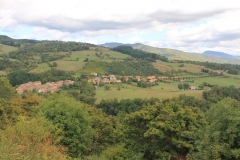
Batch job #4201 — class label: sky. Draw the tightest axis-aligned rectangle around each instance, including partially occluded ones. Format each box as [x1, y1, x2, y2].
[1, 0, 240, 55]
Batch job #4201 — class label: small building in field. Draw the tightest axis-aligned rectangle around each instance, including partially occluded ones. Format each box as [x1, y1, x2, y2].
[189, 86, 196, 90]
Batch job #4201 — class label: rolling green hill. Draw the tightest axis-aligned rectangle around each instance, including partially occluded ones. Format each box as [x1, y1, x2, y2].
[30, 47, 131, 73]
[131, 44, 240, 64]
[101, 43, 240, 64]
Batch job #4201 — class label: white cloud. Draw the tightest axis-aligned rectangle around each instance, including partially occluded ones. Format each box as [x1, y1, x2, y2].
[125, 35, 143, 44]
[1, 0, 238, 32]
[1, 0, 240, 55]
[32, 27, 70, 40]
[160, 9, 240, 55]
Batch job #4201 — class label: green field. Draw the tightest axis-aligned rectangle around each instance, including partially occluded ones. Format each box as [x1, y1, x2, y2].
[29, 63, 51, 73]
[155, 61, 206, 73]
[0, 44, 18, 54]
[152, 62, 172, 72]
[224, 73, 240, 79]
[95, 75, 240, 103]
[193, 76, 240, 87]
[95, 83, 203, 103]
[56, 60, 86, 71]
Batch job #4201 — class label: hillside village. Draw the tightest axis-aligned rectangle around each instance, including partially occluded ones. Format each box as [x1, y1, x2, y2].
[16, 80, 74, 94]
[15, 73, 197, 95]
[87, 72, 197, 89]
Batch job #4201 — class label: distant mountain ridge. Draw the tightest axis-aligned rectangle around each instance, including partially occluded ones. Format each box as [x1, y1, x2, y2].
[100, 42, 240, 64]
[100, 42, 141, 48]
[203, 50, 234, 58]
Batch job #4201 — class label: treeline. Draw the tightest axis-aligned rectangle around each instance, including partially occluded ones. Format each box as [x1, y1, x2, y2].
[8, 41, 93, 64]
[7, 69, 74, 86]
[82, 60, 162, 76]
[96, 97, 160, 116]
[0, 35, 37, 47]
[64, 80, 97, 105]
[0, 35, 94, 51]
[0, 58, 26, 71]
[137, 80, 158, 88]
[112, 46, 168, 62]
[203, 85, 240, 103]
[10, 41, 92, 53]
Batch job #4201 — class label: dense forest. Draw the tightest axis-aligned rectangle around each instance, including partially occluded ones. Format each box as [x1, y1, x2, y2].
[112, 46, 168, 62]
[1, 76, 240, 159]
[7, 69, 74, 86]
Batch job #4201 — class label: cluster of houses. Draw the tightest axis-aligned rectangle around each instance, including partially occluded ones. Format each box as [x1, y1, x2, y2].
[88, 72, 197, 89]
[16, 80, 74, 94]
[88, 74, 121, 85]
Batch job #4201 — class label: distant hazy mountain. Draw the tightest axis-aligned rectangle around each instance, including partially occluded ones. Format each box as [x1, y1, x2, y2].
[100, 42, 240, 64]
[100, 42, 142, 48]
[203, 50, 234, 58]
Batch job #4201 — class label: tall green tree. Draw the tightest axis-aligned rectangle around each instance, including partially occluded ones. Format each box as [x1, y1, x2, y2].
[0, 77, 16, 100]
[123, 98, 206, 159]
[52, 62, 57, 67]
[183, 83, 190, 90]
[188, 98, 240, 160]
[178, 83, 183, 90]
[88, 106, 121, 155]
[40, 93, 93, 158]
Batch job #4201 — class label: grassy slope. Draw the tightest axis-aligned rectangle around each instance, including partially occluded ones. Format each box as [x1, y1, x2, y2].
[133, 44, 240, 64]
[0, 44, 21, 75]
[95, 83, 203, 104]
[0, 44, 18, 54]
[194, 76, 240, 87]
[152, 61, 205, 74]
[30, 48, 131, 73]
